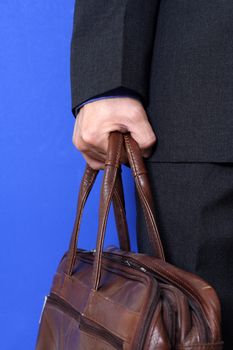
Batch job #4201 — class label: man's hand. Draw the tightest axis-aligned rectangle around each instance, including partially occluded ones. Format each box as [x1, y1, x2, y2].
[72, 97, 156, 170]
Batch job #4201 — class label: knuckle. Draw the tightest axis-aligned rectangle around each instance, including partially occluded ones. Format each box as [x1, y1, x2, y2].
[73, 138, 87, 152]
[140, 134, 157, 149]
[148, 133, 157, 146]
[127, 107, 142, 122]
[82, 131, 95, 145]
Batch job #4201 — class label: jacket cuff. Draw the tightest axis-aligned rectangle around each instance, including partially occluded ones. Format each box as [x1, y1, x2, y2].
[73, 86, 143, 117]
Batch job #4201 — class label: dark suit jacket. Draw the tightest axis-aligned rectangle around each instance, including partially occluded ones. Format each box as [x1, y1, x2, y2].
[70, 0, 233, 162]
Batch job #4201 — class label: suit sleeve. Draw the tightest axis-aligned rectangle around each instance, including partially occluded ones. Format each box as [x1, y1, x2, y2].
[74, 86, 144, 117]
[70, 0, 160, 116]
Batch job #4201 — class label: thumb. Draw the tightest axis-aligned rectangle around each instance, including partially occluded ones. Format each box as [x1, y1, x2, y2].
[129, 121, 157, 158]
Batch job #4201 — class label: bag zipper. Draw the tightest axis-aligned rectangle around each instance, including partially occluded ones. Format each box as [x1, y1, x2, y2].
[62, 249, 211, 347]
[47, 293, 123, 349]
[79, 251, 161, 350]
[101, 252, 209, 345]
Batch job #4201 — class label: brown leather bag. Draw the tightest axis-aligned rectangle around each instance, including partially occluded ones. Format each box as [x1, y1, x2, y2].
[36, 131, 223, 349]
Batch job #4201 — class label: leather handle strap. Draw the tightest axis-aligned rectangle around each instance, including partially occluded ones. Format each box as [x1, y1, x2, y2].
[92, 131, 165, 290]
[66, 162, 130, 275]
[66, 165, 98, 276]
[113, 166, 131, 252]
[92, 132, 124, 289]
[123, 133, 165, 261]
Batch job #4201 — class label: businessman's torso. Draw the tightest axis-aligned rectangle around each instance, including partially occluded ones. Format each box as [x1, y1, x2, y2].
[147, 0, 233, 162]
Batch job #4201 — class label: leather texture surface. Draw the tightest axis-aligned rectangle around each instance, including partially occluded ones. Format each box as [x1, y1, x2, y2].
[36, 131, 223, 349]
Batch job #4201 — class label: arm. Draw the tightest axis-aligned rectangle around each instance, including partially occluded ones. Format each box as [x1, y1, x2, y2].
[70, 0, 160, 116]
[71, 1, 159, 169]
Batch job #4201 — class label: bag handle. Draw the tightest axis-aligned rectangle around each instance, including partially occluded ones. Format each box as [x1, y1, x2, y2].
[112, 166, 131, 251]
[92, 131, 165, 290]
[123, 132, 164, 257]
[66, 162, 130, 275]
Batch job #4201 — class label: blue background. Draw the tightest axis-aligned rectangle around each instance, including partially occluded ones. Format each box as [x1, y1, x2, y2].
[0, 1, 137, 349]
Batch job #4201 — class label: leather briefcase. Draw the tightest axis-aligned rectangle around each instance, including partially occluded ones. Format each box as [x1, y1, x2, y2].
[36, 131, 223, 349]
